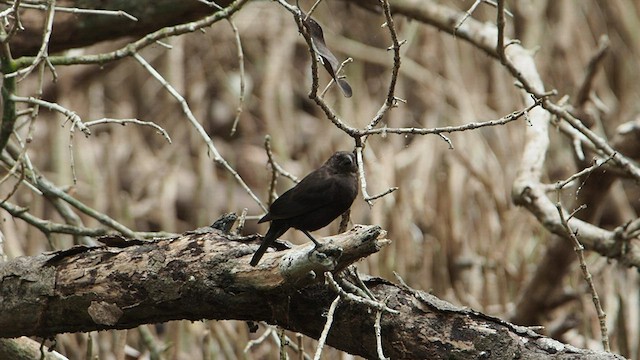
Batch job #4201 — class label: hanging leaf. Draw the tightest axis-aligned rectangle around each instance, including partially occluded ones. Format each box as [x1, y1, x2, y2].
[304, 16, 353, 98]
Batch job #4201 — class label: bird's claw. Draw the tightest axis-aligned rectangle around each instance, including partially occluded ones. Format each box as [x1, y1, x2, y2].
[308, 247, 328, 263]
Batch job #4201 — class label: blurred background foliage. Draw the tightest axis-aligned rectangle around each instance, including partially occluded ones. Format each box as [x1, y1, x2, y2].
[3, 0, 640, 359]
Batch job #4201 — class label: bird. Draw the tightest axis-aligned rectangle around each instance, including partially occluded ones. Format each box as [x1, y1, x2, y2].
[250, 151, 359, 266]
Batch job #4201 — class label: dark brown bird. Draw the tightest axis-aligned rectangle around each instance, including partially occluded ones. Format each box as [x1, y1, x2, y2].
[250, 151, 358, 266]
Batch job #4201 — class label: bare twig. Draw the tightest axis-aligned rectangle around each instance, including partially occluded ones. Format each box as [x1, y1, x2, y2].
[374, 307, 389, 360]
[361, 100, 540, 136]
[555, 195, 610, 352]
[243, 326, 275, 353]
[68, 118, 170, 184]
[281, 328, 312, 360]
[337, 272, 373, 300]
[0, 200, 110, 237]
[264, 136, 279, 206]
[37, 175, 137, 237]
[10, 95, 90, 135]
[554, 154, 615, 190]
[455, 0, 512, 32]
[305, 0, 323, 19]
[85, 118, 172, 143]
[356, 146, 373, 207]
[455, 0, 483, 32]
[133, 52, 267, 212]
[243, 324, 311, 360]
[227, 18, 246, 136]
[367, 187, 399, 202]
[362, 0, 403, 142]
[0, 141, 38, 191]
[2, 0, 24, 43]
[313, 295, 340, 360]
[8, 0, 56, 80]
[22, 58, 47, 178]
[0, 161, 24, 204]
[7, 1, 138, 21]
[355, 146, 398, 207]
[547, 102, 640, 181]
[380, 0, 402, 107]
[198, 0, 223, 9]
[325, 272, 398, 314]
[264, 135, 299, 186]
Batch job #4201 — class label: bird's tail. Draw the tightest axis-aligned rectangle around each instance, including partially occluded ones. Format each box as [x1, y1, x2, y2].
[249, 242, 270, 266]
[250, 223, 287, 266]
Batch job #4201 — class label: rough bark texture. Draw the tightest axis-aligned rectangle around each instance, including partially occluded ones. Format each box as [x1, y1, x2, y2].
[0, 226, 622, 359]
[285, 282, 623, 359]
[0, 225, 386, 337]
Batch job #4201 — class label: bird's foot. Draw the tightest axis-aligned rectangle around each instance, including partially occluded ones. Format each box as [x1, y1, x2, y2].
[307, 242, 342, 268]
[302, 230, 322, 247]
[312, 241, 324, 252]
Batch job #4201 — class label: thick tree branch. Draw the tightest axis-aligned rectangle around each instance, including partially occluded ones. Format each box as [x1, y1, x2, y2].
[0, 225, 387, 338]
[0, 226, 622, 359]
[6, 0, 232, 57]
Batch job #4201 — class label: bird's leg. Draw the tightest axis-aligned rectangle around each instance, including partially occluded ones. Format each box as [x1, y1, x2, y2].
[301, 230, 321, 247]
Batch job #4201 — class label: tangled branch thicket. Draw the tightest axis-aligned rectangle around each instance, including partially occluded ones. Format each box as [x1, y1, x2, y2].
[1, 0, 640, 358]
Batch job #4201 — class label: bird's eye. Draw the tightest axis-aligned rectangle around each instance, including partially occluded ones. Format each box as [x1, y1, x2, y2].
[342, 154, 354, 167]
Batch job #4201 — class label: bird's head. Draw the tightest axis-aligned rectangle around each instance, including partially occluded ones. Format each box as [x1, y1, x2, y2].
[327, 151, 357, 174]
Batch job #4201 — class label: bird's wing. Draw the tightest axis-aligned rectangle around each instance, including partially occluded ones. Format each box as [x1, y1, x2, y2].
[265, 171, 335, 220]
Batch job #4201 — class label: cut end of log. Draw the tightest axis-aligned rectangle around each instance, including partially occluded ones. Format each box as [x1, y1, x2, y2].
[233, 225, 389, 291]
